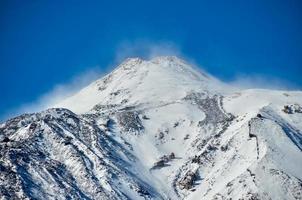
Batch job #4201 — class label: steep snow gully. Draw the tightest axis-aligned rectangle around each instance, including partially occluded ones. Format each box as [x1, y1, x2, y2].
[1, 56, 302, 200]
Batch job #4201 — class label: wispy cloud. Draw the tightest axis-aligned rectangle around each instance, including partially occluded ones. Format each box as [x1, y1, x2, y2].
[114, 39, 183, 63]
[1, 67, 103, 122]
[1, 40, 184, 122]
[1, 40, 299, 122]
[112, 39, 209, 75]
[228, 73, 300, 90]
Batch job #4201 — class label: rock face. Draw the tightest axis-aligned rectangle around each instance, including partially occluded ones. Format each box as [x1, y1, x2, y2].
[116, 111, 144, 133]
[283, 104, 302, 114]
[151, 153, 176, 170]
[178, 170, 198, 190]
[1, 56, 302, 200]
[0, 108, 159, 200]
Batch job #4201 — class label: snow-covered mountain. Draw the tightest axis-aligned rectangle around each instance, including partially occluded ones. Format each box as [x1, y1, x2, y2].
[1, 56, 302, 200]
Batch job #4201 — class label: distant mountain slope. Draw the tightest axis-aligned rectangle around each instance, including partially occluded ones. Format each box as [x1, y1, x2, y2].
[1, 56, 302, 200]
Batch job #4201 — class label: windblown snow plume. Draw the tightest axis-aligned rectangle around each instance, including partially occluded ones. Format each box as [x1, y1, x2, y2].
[1, 56, 302, 200]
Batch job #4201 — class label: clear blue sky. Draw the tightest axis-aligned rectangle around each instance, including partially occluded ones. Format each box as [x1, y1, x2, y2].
[0, 0, 301, 120]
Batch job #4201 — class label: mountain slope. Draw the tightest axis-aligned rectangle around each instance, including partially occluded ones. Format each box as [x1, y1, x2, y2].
[55, 56, 228, 113]
[1, 56, 302, 200]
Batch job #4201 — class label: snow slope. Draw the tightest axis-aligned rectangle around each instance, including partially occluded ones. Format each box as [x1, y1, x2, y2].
[55, 56, 228, 113]
[1, 56, 302, 200]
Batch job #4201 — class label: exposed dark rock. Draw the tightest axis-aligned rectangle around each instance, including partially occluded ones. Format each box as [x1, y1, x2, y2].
[220, 145, 228, 152]
[0, 108, 157, 199]
[92, 104, 118, 113]
[110, 90, 121, 96]
[248, 119, 260, 159]
[191, 149, 215, 165]
[29, 122, 37, 131]
[1, 137, 10, 143]
[283, 104, 302, 114]
[226, 182, 233, 187]
[256, 113, 262, 118]
[173, 122, 179, 128]
[207, 144, 218, 151]
[142, 115, 150, 120]
[169, 152, 175, 159]
[151, 160, 166, 169]
[184, 93, 234, 126]
[121, 99, 128, 104]
[178, 170, 198, 190]
[63, 136, 73, 145]
[184, 134, 189, 140]
[151, 153, 176, 170]
[116, 111, 144, 133]
[245, 192, 261, 200]
[158, 132, 164, 140]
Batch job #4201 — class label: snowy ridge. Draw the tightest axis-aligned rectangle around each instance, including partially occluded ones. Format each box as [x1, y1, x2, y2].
[55, 56, 228, 113]
[1, 56, 302, 200]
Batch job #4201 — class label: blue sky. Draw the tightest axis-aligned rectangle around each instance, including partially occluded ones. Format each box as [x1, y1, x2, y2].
[0, 0, 302, 120]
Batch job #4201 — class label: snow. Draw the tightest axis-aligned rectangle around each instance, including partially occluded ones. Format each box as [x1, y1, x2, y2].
[55, 56, 226, 113]
[1, 56, 302, 200]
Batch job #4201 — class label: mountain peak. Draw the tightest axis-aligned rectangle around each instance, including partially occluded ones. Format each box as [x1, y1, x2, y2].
[117, 56, 187, 71]
[1, 55, 302, 200]
[55, 56, 223, 113]
[150, 55, 186, 64]
[118, 57, 144, 70]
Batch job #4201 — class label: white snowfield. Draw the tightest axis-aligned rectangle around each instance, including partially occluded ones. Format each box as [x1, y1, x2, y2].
[1, 56, 302, 200]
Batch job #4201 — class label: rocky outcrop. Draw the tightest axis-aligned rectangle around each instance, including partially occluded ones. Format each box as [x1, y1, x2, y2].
[283, 104, 302, 114]
[116, 111, 144, 133]
[178, 169, 198, 190]
[0, 108, 160, 200]
[151, 153, 176, 170]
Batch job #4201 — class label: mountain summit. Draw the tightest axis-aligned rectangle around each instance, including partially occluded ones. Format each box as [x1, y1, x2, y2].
[1, 56, 302, 200]
[55, 56, 226, 113]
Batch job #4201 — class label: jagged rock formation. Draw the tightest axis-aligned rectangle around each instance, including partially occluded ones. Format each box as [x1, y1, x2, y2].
[1, 56, 302, 200]
[283, 104, 302, 114]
